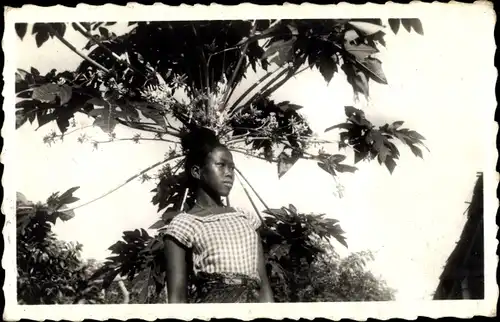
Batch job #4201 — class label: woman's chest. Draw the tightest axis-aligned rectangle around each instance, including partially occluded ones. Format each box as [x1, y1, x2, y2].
[192, 216, 259, 255]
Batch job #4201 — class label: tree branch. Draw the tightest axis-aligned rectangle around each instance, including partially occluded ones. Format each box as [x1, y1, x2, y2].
[61, 154, 184, 213]
[46, 24, 110, 74]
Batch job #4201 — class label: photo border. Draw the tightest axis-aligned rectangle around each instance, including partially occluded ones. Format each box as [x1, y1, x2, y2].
[2, 2, 498, 320]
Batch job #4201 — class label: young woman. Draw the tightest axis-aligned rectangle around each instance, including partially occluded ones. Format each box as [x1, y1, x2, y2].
[164, 127, 274, 303]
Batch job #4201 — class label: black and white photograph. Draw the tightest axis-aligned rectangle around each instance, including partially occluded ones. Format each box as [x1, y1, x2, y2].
[2, 2, 497, 321]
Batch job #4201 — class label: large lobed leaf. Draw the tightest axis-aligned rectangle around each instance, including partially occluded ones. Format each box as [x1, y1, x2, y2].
[325, 106, 428, 173]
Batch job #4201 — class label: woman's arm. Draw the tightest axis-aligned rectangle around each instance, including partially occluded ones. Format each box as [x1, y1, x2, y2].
[164, 236, 189, 303]
[257, 236, 274, 303]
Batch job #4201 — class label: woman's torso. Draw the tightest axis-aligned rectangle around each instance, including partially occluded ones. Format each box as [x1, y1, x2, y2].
[166, 207, 262, 281]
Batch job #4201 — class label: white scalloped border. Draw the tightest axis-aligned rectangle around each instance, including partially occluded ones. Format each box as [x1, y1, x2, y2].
[2, 2, 498, 321]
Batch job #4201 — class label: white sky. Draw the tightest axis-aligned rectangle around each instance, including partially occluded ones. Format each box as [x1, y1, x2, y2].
[13, 14, 494, 302]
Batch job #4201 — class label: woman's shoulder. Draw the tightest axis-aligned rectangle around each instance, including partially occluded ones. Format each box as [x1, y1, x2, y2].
[232, 206, 263, 229]
[231, 206, 250, 215]
[168, 211, 198, 226]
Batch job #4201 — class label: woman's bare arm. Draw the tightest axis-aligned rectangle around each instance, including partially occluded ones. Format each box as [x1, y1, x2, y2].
[164, 236, 189, 303]
[257, 237, 274, 302]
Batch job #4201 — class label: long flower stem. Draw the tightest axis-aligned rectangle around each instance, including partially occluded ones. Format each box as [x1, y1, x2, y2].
[259, 57, 306, 99]
[61, 154, 184, 213]
[207, 46, 240, 67]
[235, 173, 267, 227]
[234, 167, 271, 211]
[222, 21, 257, 109]
[229, 66, 284, 112]
[227, 136, 270, 145]
[46, 24, 110, 74]
[229, 148, 277, 163]
[47, 125, 94, 140]
[120, 120, 181, 138]
[72, 22, 146, 78]
[93, 137, 179, 145]
[229, 67, 291, 119]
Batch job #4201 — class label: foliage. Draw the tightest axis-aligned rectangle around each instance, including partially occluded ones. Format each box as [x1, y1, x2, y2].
[93, 211, 394, 303]
[16, 18, 425, 303]
[15, 20, 426, 181]
[103, 278, 167, 304]
[326, 106, 428, 173]
[297, 249, 396, 302]
[16, 189, 104, 304]
[89, 203, 386, 303]
[260, 205, 346, 301]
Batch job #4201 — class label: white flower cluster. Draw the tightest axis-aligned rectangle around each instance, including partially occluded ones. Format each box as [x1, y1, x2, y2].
[140, 84, 175, 108]
[288, 115, 310, 138]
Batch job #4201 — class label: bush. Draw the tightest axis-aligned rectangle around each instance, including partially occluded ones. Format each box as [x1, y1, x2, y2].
[16, 190, 103, 304]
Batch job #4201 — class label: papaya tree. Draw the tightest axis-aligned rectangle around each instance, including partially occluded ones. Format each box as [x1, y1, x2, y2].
[14, 18, 426, 302]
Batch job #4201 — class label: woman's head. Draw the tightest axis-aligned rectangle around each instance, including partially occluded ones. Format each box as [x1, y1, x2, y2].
[181, 127, 235, 199]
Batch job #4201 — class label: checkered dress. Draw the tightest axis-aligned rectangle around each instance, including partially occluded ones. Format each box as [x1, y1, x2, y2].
[165, 207, 263, 281]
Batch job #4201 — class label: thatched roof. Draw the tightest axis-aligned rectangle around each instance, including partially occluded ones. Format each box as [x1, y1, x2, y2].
[433, 172, 484, 300]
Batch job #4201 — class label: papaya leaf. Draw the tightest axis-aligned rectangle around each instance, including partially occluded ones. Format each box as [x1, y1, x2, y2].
[391, 121, 404, 130]
[59, 85, 73, 106]
[15, 23, 28, 40]
[16, 110, 28, 129]
[324, 122, 354, 133]
[330, 154, 346, 163]
[358, 57, 387, 85]
[344, 106, 364, 118]
[318, 54, 337, 83]
[276, 101, 303, 112]
[54, 205, 75, 222]
[335, 164, 357, 173]
[60, 197, 80, 205]
[353, 70, 369, 97]
[409, 145, 423, 159]
[347, 21, 385, 36]
[149, 220, 167, 230]
[344, 31, 379, 61]
[317, 162, 335, 177]
[32, 84, 59, 103]
[377, 145, 390, 164]
[31, 67, 40, 77]
[33, 23, 52, 47]
[59, 186, 80, 200]
[385, 156, 397, 174]
[388, 19, 401, 34]
[277, 148, 300, 178]
[410, 19, 424, 35]
[401, 19, 413, 33]
[99, 27, 109, 38]
[407, 130, 426, 141]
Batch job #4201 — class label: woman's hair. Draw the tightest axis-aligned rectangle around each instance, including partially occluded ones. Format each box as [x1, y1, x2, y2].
[181, 126, 226, 186]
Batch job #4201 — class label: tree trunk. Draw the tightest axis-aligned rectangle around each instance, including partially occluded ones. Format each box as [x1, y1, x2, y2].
[118, 280, 130, 304]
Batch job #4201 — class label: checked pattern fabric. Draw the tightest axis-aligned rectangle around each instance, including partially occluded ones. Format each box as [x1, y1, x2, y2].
[165, 207, 262, 281]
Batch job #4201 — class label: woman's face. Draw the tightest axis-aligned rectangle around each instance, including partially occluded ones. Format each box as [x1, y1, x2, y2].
[196, 146, 235, 197]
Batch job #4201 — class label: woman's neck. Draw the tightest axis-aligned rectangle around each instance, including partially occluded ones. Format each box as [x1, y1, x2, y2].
[195, 189, 223, 208]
